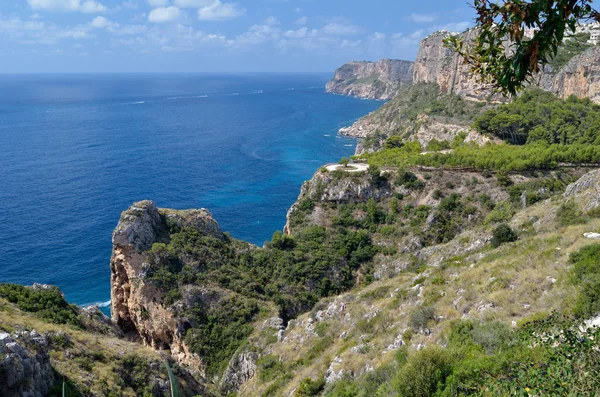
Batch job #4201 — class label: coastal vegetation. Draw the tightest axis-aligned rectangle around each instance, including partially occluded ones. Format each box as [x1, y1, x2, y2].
[362, 90, 600, 171]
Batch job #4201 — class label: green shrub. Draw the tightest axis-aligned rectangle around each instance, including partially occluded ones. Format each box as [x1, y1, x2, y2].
[395, 170, 424, 189]
[485, 201, 515, 224]
[427, 139, 451, 152]
[184, 296, 259, 377]
[295, 377, 325, 397]
[409, 305, 435, 331]
[116, 355, 159, 397]
[392, 347, 454, 397]
[491, 223, 518, 248]
[258, 355, 285, 383]
[447, 320, 517, 354]
[556, 201, 587, 227]
[482, 314, 600, 396]
[570, 244, 600, 318]
[0, 284, 81, 327]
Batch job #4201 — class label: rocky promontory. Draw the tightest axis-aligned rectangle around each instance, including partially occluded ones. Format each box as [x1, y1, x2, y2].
[326, 58, 414, 100]
[110, 200, 224, 373]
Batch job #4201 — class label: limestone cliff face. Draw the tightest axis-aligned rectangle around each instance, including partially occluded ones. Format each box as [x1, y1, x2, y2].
[413, 30, 502, 101]
[326, 59, 414, 100]
[110, 200, 224, 374]
[541, 47, 600, 103]
[414, 30, 600, 103]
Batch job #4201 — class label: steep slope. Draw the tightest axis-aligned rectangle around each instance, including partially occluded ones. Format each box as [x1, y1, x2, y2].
[240, 165, 600, 396]
[108, 197, 385, 394]
[326, 59, 414, 100]
[338, 83, 493, 154]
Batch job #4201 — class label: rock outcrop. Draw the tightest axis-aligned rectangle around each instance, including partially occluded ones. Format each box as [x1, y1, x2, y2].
[564, 168, 600, 211]
[326, 59, 414, 100]
[541, 47, 600, 103]
[110, 200, 224, 373]
[284, 166, 394, 234]
[0, 330, 55, 397]
[412, 30, 503, 101]
[219, 349, 258, 395]
[413, 29, 600, 103]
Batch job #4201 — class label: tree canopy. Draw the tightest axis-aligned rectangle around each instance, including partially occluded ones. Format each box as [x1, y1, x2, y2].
[446, 0, 600, 95]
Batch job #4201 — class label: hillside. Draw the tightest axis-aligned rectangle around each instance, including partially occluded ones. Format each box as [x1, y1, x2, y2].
[0, 284, 210, 396]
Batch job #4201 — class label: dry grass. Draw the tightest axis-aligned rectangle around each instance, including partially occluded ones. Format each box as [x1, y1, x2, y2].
[0, 300, 163, 395]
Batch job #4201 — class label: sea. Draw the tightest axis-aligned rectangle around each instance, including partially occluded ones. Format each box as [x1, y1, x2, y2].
[0, 73, 382, 311]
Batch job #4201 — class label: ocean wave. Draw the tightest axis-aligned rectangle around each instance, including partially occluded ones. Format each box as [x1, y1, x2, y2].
[128, 101, 145, 105]
[83, 300, 111, 308]
[195, 95, 208, 98]
[249, 90, 263, 95]
[344, 144, 353, 147]
[285, 88, 295, 91]
[323, 134, 331, 137]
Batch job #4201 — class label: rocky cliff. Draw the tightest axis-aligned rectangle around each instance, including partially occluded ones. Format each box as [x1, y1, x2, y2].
[110, 200, 224, 374]
[337, 83, 494, 155]
[541, 46, 600, 103]
[326, 59, 414, 100]
[0, 331, 54, 397]
[412, 30, 505, 101]
[413, 29, 600, 103]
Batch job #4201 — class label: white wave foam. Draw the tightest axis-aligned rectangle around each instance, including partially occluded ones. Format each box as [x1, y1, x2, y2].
[250, 90, 263, 94]
[196, 95, 208, 98]
[129, 101, 145, 105]
[83, 300, 111, 308]
[323, 134, 331, 137]
[344, 144, 353, 147]
[285, 88, 295, 91]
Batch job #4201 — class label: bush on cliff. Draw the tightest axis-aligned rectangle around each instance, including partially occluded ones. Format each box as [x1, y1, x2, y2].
[491, 224, 518, 248]
[0, 284, 81, 327]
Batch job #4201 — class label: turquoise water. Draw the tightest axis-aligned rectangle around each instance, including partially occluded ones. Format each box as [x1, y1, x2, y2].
[0, 73, 382, 309]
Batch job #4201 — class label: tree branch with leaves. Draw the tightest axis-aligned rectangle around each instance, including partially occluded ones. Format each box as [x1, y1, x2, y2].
[445, 0, 600, 96]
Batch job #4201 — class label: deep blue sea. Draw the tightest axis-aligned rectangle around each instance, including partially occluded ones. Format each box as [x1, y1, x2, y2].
[0, 73, 382, 310]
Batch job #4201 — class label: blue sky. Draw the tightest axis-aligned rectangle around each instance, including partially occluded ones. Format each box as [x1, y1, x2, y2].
[0, 0, 476, 73]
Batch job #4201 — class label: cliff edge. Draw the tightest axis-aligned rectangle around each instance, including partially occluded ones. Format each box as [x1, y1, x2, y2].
[326, 58, 414, 100]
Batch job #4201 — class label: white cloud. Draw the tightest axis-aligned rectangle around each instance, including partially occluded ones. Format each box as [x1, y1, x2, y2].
[197, 1, 245, 21]
[80, 0, 107, 13]
[294, 16, 307, 25]
[406, 13, 436, 23]
[0, 15, 93, 44]
[284, 27, 307, 38]
[91, 16, 110, 28]
[173, 0, 212, 7]
[264, 16, 279, 26]
[370, 32, 386, 40]
[322, 22, 362, 36]
[147, 0, 169, 6]
[27, 0, 107, 13]
[148, 6, 181, 23]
